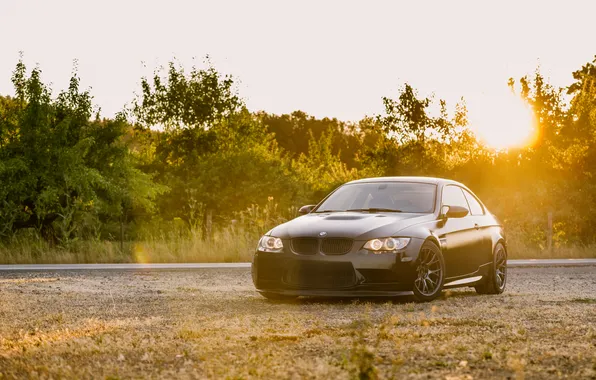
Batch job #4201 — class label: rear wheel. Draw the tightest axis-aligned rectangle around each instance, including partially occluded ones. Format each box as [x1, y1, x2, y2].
[259, 292, 298, 301]
[475, 242, 507, 295]
[412, 241, 445, 302]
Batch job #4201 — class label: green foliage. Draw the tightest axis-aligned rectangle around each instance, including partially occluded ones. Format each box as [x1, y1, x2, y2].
[133, 59, 242, 131]
[0, 59, 163, 243]
[259, 110, 364, 168]
[292, 128, 359, 198]
[363, 84, 476, 179]
[3, 54, 596, 258]
[557, 56, 596, 242]
[131, 61, 302, 234]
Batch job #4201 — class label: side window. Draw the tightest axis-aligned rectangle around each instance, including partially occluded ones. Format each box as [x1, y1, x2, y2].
[441, 185, 470, 212]
[462, 188, 484, 215]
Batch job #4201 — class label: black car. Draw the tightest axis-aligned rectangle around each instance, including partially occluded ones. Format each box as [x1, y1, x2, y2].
[252, 177, 507, 302]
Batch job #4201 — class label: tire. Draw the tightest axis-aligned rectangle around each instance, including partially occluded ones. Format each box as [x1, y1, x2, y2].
[475, 242, 507, 295]
[259, 292, 298, 301]
[412, 241, 446, 302]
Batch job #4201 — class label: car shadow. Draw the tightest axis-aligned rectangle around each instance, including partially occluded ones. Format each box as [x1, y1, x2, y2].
[261, 289, 481, 305]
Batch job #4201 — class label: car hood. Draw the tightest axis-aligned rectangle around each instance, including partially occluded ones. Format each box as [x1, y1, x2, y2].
[269, 212, 434, 240]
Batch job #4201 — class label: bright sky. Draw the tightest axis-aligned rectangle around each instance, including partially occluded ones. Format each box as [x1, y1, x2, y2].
[1, 0, 595, 146]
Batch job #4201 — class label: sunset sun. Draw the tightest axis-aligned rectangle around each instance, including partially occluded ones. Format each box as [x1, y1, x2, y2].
[469, 92, 536, 150]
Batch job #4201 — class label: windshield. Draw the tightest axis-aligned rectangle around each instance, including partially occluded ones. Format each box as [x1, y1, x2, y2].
[314, 182, 437, 213]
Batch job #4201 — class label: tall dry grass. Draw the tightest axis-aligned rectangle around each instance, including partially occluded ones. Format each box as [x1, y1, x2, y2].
[0, 201, 594, 264]
[0, 231, 256, 264]
[0, 201, 291, 264]
[1, 230, 594, 264]
[505, 230, 596, 259]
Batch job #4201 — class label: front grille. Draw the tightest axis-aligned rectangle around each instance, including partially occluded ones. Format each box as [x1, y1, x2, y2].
[321, 238, 353, 255]
[283, 261, 357, 289]
[291, 238, 318, 255]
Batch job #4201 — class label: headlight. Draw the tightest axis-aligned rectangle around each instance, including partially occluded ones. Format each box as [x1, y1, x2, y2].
[363, 237, 410, 252]
[257, 235, 284, 252]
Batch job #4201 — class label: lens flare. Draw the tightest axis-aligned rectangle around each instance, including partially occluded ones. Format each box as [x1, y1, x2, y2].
[469, 91, 537, 150]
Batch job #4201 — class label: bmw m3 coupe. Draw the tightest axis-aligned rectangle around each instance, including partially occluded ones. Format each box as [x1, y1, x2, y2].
[252, 177, 507, 302]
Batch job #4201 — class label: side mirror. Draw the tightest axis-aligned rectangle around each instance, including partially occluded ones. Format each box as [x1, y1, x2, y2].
[298, 204, 316, 215]
[441, 205, 469, 219]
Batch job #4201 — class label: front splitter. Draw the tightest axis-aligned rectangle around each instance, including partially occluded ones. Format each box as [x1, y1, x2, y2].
[256, 288, 414, 298]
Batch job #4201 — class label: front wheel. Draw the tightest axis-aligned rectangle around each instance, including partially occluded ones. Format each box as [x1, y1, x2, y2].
[412, 241, 445, 302]
[475, 242, 507, 295]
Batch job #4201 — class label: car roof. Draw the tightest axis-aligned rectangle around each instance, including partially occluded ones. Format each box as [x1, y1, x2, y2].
[346, 176, 464, 187]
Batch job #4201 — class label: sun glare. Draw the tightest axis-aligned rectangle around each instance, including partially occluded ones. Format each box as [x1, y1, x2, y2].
[469, 92, 536, 150]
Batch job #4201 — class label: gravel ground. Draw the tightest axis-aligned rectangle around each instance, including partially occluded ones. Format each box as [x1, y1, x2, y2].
[0, 266, 595, 379]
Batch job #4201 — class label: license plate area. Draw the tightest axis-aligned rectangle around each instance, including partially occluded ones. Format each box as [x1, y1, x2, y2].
[283, 261, 357, 289]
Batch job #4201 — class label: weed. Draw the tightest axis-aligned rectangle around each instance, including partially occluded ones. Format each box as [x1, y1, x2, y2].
[570, 298, 596, 304]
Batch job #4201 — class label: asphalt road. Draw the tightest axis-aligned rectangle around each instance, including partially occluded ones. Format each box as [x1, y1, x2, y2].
[0, 258, 595, 271]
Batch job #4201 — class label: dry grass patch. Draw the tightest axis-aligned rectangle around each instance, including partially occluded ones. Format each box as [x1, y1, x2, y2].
[0, 277, 60, 284]
[0, 267, 595, 379]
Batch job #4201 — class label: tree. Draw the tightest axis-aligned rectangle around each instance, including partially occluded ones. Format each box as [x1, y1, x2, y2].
[0, 59, 163, 243]
[557, 56, 596, 243]
[365, 84, 474, 177]
[292, 128, 359, 200]
[131, 61, 300, 233]
[133, 59, 242, 131]
[258, 111, 363, 168]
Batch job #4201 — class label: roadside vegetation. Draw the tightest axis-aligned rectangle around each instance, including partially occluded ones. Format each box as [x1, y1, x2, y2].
[1, 55, 596, 263]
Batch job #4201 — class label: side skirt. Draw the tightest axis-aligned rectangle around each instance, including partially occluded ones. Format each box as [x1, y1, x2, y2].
[443, 262, 491, 289]
[444, 275, 483, 288]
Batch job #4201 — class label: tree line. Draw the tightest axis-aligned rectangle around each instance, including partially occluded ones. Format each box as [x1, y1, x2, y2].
[1, 55, 595, 253]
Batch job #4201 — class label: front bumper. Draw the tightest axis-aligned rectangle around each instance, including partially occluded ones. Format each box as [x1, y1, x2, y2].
[252, 237, 424, 296]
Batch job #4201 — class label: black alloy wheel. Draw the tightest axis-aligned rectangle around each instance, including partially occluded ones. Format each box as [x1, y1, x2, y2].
[475, 242, 507, 295]
[412, 241, 445, 302]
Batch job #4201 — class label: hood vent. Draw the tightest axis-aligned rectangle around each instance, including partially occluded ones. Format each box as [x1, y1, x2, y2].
[323, 215, 366, 221]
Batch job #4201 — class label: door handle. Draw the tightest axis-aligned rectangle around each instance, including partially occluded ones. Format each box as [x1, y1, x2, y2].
[474, 223, 480, 230]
